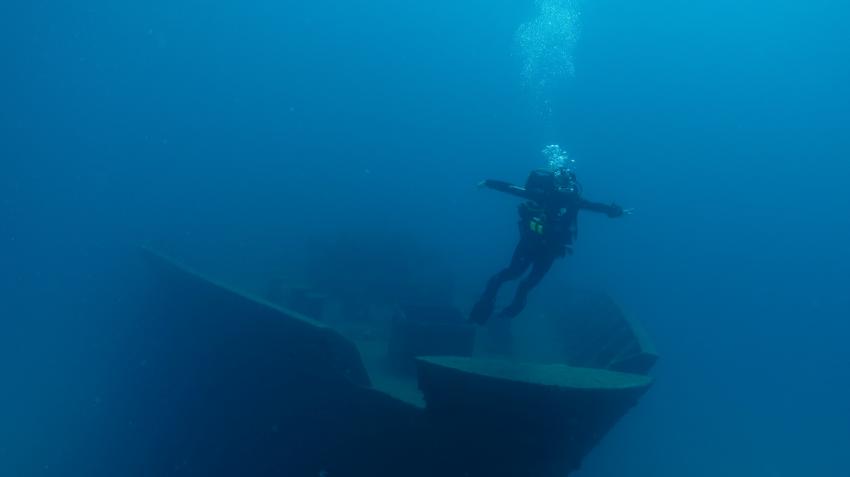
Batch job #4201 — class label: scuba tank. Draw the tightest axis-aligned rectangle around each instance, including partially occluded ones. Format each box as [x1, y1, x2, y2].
[520, 169, 579, 242]
[520, 169, 556, 236]
[524, 169, 557, 194]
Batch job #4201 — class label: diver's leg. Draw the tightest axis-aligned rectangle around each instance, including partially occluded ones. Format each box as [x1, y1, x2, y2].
[469, 239, 533, 324]
[498, 250, 557, 319]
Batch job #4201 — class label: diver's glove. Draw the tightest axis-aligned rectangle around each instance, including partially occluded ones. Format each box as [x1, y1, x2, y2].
[607, 203, 624, 218]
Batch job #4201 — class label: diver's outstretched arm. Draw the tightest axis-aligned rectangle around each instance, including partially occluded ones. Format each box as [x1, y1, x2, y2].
[478, 179, 533, 200]
[579, 198, 625, 218]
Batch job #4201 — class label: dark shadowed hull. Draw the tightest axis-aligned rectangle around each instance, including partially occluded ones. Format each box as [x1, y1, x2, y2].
[129, 247, 653, 476]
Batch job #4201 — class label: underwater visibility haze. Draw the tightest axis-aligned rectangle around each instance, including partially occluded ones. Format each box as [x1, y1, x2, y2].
[2, 0, 849, 475]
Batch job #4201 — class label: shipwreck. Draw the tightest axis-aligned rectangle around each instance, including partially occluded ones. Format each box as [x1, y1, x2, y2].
[130, 247, 657, 476]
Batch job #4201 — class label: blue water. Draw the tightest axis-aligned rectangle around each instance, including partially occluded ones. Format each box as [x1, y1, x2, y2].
[2, 0, 849, 475]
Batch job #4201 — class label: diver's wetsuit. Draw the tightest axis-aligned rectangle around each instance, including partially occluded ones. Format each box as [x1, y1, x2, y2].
[470, 171, 623, 324]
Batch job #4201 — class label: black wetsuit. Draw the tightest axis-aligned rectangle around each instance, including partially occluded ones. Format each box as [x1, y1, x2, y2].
[470, 171, 623, 324]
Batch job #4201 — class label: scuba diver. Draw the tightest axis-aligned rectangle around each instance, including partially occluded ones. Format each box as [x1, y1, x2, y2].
[469, 145, 628, 324]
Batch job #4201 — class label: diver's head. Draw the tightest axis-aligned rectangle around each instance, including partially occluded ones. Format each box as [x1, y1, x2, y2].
[555, 169, 578, 193]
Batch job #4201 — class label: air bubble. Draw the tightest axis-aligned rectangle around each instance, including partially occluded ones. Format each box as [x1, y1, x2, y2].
[514, 0, 583, 117]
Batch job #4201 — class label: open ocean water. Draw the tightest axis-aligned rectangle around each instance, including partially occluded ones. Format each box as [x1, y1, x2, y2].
[2, 1, 849, 476]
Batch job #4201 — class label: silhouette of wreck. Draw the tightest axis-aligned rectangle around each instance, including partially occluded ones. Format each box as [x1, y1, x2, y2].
[135, 247, 657, 477]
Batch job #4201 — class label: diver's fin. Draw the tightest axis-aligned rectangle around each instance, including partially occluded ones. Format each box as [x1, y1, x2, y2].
[469, 298, 495, 325]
